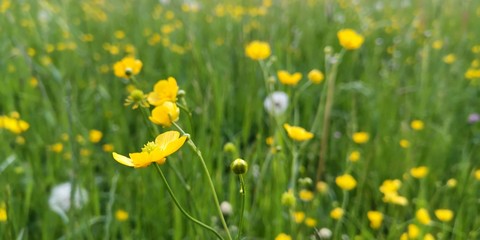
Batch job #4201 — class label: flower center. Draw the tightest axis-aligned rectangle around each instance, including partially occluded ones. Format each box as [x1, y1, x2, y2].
[141, 141, 157, 153]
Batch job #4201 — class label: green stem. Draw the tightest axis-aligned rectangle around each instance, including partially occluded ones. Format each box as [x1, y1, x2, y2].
[236, 175, 246, 240]
[289, 148, 299, 191]
[154, 163, 224, 240]
[172, 121, 233, 240]
[334, 190, 349, 237]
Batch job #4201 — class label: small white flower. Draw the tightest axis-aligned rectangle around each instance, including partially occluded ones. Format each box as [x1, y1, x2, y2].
[264, 91, 289, 116]
[220, 201, 233, 216]
[48, 182, 88, 222]
[317, 228, 332, 239]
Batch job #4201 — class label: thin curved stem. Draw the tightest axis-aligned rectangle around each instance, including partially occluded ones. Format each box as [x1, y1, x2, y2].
[172, 121, 233, 240]
[154, 163, 224, 240]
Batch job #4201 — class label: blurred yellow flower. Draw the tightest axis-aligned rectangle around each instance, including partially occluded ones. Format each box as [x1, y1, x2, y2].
[281, 189, 296, 207]
[335, 174, 357, 190]
[442, 54, 456, 64]
[148, 77, 179, 106]
[113, 56, 143, 78]
[399, 139, 410, 148]
[89, 129, 103, 143]
[379, 179, 408, 206]
[410, 166, 429, 179]
[283, 124, 314, 141]
[337, 29, 364, 50]
[0, 115, 30, 134]
[424, 233, 435, 240]
[275, 233, 292, 240]
[434, 209, 453, 222]
[115, 209, 129, 221]
[316, 181, 328, 193]
[348, 151, 360, 162]
[352, 132, 369, 144]
[299, 190, 314, 201]
[416, 208, 432, 225]
[245, 40, 271, 60]
[112, 131, 187, 168]
[0, 203, 7, 222]
[367, 211, 383, 229]
[102, 144, 114, 152]
[293, 211, 305, 223]
[330, 207, 344, 220]
[432, 40, 443, 49]
[474, 169, 480, 180]
[149, 102, 180, 127]
[408, 224, 420, 238]
[308, 69, 324, 84]
[411, 120, 424, 131]
[305, 217, 317, 227]
[277, 70, 302, 86]
[50, 143, 64, 153]
[446, 178, 457, 188]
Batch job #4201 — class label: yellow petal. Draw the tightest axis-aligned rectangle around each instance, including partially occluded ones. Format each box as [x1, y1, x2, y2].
[163, 136, 187, 157]
[156, 131, 181, 149]
[112, 152, 134, 167]
[147, 92, 162, 106]
[130, 152, 152, 168]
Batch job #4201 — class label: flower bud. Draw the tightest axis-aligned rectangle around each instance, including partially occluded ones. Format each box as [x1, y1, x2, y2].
[231, 158, 248, 175]
[223, 142, 237, 153]
[177, 89, 186, 98]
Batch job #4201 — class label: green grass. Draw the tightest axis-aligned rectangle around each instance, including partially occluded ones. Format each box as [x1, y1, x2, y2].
[1, 0, 480, 239]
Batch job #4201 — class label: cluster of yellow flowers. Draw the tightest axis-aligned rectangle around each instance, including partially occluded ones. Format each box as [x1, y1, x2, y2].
[0, 114, 30, 134]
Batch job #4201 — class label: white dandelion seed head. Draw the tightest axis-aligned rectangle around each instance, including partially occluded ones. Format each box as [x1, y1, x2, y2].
[264, 91, 289, 116]
[317, 228, 332, 239]
[220, 201, 233, 216]
[48, 182, 88, 222]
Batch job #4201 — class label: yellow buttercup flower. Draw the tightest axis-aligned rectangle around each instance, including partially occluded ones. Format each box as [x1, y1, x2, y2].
[115, 209, 129, 221]
[103, 144, 114, 152]
[410, 166, 429, 179]
[283, 124, 314, 141]
[299, 190, 314, 201]
[89, 129, 103, 143]
[316, 181, 329, 193]
[367, 211, 383, 229]
[411, 120, 424, 131]
[399, 139, 410, 148]
[348, 151, 360, 162]
[442, 54, 456, 64]
[408, 224, 420, 238]
[416, 208, 432, 225]
[446, 178, 457, 188]
[305, 217, 317, 227]
[148, 77, 179, 106]
[424, 233, 435, 240]
[434, 209, 453, 222]
[0, 202, 7, 222]
[330, 207, 344, 220]
[275, 233, 292, 240]
[0, 115, 30, 134]
[379, 179, 409, 206]
[308, 69, 324, 84]
[277, 70, 302, 86]
[352, 132, 369, 144]
[113, 56, 143, 78]
[112, 131, 187, 168]
[337, 29, 364, 50]
[149, 101, 180, 127]
[474, 169, 480, 180]
[293, 211, 305, 223]
[245, 40, 271, 60]
[335, 174, 357, 190]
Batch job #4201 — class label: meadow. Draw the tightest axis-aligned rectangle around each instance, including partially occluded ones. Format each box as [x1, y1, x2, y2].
[1, 0, 480, 239]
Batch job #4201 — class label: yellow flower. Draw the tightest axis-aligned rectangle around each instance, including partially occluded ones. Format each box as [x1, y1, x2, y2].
[293, 211, 305, 223]
[0, 116, 30, 134]
[275, 233, 292, 240]
[149, 102, 180, 127]
[330, 207, 344, 220]
[348, 151, 360, 162]
[335, 174, 357, 191]
[103, 144, 114, 152]
[383, 192, 408, 206]
[299, 190, 314, 201]
[352, 132, 369, 144]
[379, 179, 402, 194]
[148, 77, 179, 106]
[399, 139, 410, 148]
[112, 131, 187, 168]
[245, 40, 271, 60]
[446, 178, 457, 188]
[432, 40, 443, 49]
[113, 56, 143, 78]
[410, 166, 429, 179]
[89, 129, 103, 143]
[416, 208, 432, 225]
[337, 29, 364, 50]
[277, 70, 302, 86]
[367, 211, 383, 229]
[305, 217, 317, 227]
[408, 224, 420, 238]
[316, 181, 329, 193]
[475, 169, 480, 180]
[125, 89, 149, 109]
[442, 54, 456, 64]
[308, 69, 324, 84]
[50, 143, 64, 153]
[115, 209, 129, 221]
[0, 203, 7, 222]
[424, 233, 435, 240]
[411, 120, 424, 131]
[434, 209, 453, 222]
[283, 124, 313, 141]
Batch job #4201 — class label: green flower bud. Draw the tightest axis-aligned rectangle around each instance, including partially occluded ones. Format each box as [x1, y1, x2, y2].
[231, 158, 248, 175]
[223, 142, 237, 153]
